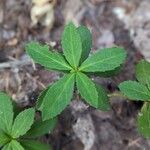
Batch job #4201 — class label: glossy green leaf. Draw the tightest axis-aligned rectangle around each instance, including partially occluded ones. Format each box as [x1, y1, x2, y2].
[39, 73, 75, 120]
[26, 41, 72, 71]
[119, 81, 150, 101]
[25, 117, 57, 138]
[61, 22, 82, 68]
[21, 140, 51, 150]
[137, 103, 150, 138]
[0, 92, 14, 133]
[136, 60, 150, 86]
[11, 108, 35, 138]
[76, 72, 99, 108]
[79, 47, 126, 72]
[77, 25, 92, 63]
[95, 84, 111, 111]
[0, 130, 10, 145]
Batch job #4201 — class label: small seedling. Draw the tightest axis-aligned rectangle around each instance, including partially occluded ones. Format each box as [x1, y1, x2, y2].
[119, 60, 150, 138]
[0, 92, 56, 150]
[26, 22, 126, 121]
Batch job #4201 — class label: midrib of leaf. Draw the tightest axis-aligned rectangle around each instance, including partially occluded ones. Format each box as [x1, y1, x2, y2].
[54, 76, 70, 102]
[80, 52, 124, 70]
[43, 73, 75, 110]
[33, 50, 71, 70]
[69, 27, 76, 68]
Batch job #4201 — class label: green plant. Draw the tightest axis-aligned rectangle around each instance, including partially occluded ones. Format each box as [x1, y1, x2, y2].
[119, 60, 150, 138]
[1, 22, 150, 149]
[26, 22, 126, 121]
[0, 92, 57, 150]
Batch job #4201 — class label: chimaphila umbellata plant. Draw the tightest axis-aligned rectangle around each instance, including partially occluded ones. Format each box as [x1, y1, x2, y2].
[119, 60, 150, 138]
[26, 22, 126, 121]
[0, 92, 56, 150]
[1, 22, 150, 150]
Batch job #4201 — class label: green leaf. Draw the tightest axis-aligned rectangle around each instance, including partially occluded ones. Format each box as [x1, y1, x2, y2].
[76, 72, 99, 108]
[137, 102, 150, 138]
[39, 73, 75, 120]
[2, 140, 24, 150]
[21, 140, 51, 150]
[26, 41, 72, 71]
[136, 60, 150, 87]
[0, 130, 10, 145]
[79, 47, 126, 72]
[0, 92, 14, 133]
[95, 84, 111, 111]
[11, 108, 35, 138]
[36, 86, 51, 110]
[77, 26, 92, 63]
[25, 117, 57, 138]
[119, 81, 150, 101]
[61, 22, 82, 68]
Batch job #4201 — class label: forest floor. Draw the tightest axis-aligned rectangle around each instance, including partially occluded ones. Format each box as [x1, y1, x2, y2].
[0, 0, 150, 150]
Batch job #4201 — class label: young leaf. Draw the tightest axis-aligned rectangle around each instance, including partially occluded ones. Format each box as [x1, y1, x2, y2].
[136, 60, 150, 86]
[0, 130, 10, 145]
[137, 103, 150, 138]
[76, 72, 99, 108]
[119, 81, 150, 101]
[36, 86, 51, 110]
[95, 84, 111, 111]
[21, 140, 51, 150]
[39, 73, 75, 120]
[77, 25, 92, 63]
[25, 117, 57, 138]
[61, 22, 82, 68]
[11, 108, 35, 138]
[79, 47, 126, 72]
[0, 92, 14, 133]
[26, 41, 72, 71]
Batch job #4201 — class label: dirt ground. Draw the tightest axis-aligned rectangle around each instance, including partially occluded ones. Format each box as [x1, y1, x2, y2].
[0, 0, 150, 150]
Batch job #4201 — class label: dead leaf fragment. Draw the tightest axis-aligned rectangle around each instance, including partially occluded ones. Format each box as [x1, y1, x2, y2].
[31, 0, 56, 29]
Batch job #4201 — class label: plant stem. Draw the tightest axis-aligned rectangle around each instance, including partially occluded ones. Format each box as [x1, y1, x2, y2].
[108, 92, 127, 99]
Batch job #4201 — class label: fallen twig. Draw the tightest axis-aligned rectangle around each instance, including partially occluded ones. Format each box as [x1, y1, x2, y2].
[0, 56, 32, 70]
